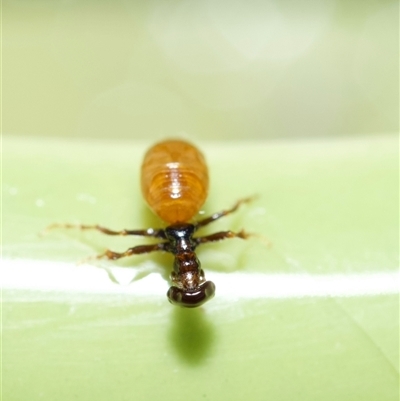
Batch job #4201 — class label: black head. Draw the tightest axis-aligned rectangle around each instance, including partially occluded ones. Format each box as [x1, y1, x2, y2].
[167, 281, 216, 308]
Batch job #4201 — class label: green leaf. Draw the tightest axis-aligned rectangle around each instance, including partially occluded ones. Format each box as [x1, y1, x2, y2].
[3, 135, 398, 401]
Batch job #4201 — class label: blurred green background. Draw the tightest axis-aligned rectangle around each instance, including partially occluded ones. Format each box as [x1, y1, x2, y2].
[2, 1, 399, 401]
[3, 0, 398, 140]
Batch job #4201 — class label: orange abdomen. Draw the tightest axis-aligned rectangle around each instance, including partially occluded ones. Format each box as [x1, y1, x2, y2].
[141, 139, 209, 224]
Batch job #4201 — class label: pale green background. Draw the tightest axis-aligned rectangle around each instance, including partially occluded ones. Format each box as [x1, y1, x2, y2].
[2, 1, 399, 401]
[3, 0, 398, 141]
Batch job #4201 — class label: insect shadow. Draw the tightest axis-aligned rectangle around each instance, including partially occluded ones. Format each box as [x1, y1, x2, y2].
[168, 306, 216, 365]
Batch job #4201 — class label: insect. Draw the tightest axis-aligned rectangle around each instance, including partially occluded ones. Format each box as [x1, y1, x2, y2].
[49, 139, 253, 307]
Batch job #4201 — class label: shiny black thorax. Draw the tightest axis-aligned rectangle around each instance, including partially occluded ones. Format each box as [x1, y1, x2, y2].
[164, 224, 197, 255]
[164, 224, 202, 280]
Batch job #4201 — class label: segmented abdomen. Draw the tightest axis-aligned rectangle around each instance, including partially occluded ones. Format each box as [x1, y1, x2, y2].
[141, 139, 209, 224]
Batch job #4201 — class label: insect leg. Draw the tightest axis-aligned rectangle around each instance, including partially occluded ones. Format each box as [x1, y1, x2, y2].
[195, 197, 255, 229]
[195, 230, 250, 246]
[44, 223, 165, 239]
[96, 242, 167, 261]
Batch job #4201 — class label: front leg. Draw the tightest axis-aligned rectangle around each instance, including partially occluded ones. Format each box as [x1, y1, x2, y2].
[96, 242, 167, 261]
[195, 230, 250, 246]
[44, 223, 165, 239]
[195, 197, 254, 229]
